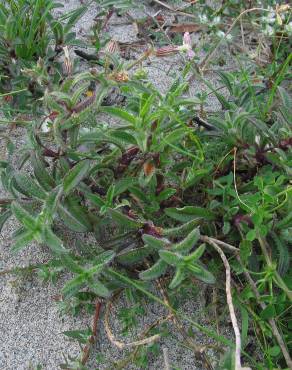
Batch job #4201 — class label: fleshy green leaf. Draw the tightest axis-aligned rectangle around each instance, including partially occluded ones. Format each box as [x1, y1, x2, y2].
[188, 263, 215, 284]
[62, 329, 91, 344]
[13, 173, 47, 200]
[172, 227, 200, 253]
[139, 259, 168, 281]
[85, 192, 106, 208]
[159, 250, 183, 266]
[58, 197, 92, 232]
[11, 230, 35, 253]
[62, 274, 86, 298]
[169, 268, 185, 289]
[156, 188, 176, 202]
[0, 209, 12, 232]
[11, 202, 37, 231]
[116, 245, 153, 265]
[184, 244, 206, 263]
[165, 206, 215, 222]
[142, 234, 169, 249]
[63, 160, 90, 194]
[107, 209, 142, 230]
[42, 227, 67, 254]
[61, 254, 84, 274]
[88, 279, 110, 298]
[100, 106, 136, 125]
[162, 219, 201, 237]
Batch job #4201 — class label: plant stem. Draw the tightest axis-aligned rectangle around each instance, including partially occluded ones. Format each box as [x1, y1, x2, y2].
[258, 236, 292, 302]
[199, 7, 269, 71]
[203, 236, 247, 370]
[237, 255, 292, 369]
[81, 301, 102, 366]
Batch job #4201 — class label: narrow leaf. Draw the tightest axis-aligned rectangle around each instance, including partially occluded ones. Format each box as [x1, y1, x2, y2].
[172, 227, 200, 253]
[107, 209, 142, 230]
[184, 243, 206, 263]
[63, 160, 90, 194]
[169, 268, 185, 289]
[42, 227, 67, 254]
[142, 234, 170, 249]
[88, 280, 110, 298]
[117, 245, 154, 265]
[11, 202, 37, 231]
[159, 250, 183, 266]
[165, 206, 215, 222]
[100, 106, 136, 125]
[11, 230, 35, 253]
[62, 274, 85, 298]
[139, 259, 168, 281]
[0, 209, 12, 232]
[13, 173, 47, 200]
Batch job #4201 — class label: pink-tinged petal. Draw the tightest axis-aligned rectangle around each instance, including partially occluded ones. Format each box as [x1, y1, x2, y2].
[187, 49, 195, 59]
[183, 32, 192, 47]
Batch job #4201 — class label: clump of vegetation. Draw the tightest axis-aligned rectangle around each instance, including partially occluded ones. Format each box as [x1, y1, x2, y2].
[0, 0, 86, 107]
[0, 0, 291, 369]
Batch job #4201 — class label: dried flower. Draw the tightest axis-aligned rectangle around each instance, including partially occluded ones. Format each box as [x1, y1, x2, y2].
[155, 32, 195, 59]
[155, 45, 180, 57]
[108, 71, 129, 82]
[276, 4, 290, 14]
[105, 39, 120, 55]
[63, 46, 73, 76]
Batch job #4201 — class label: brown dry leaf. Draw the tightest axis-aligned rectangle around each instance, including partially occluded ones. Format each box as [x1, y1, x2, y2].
[143, 161, 155, 176]
[169, 23, 201, 33]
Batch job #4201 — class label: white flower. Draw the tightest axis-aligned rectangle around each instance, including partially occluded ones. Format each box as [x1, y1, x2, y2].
[199, 14, 208, 24]
[263, 25, 274, 36]
[211, 16, 221, 25]
[216, 30, 225, 38]
[262, 6, 276, 24]
[41, 118, 51, 133]
[215, 30, 232, 41]
[226, 34, 232, 41]
[285, 21, 292, 34]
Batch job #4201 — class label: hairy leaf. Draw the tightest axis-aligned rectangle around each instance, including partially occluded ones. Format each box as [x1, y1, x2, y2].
[11, 202, 37, 231]
[169, 268, 185, 289]
[165, 206, 215, 222]
[139, 259, 168, 281]
[172, 227, 200, 253]
[63, 160, 90, 194]
[116, 245, 154, 265]
[0, 209, 12, 232]
[142, 234, 170, 249]
[159, 250, 183, 266]
[13, 173, 47, 200]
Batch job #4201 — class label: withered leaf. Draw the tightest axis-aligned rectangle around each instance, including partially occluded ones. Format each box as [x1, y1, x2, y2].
[169, 23, 202, 33]
[143, 161, 155, 177]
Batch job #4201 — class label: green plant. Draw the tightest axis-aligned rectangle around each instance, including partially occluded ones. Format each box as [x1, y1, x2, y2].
[1, 0, 292, 369]
[0, 0, 86, 106]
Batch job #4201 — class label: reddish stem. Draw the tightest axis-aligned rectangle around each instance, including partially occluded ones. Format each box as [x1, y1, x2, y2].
[81, 301, 102, 366]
